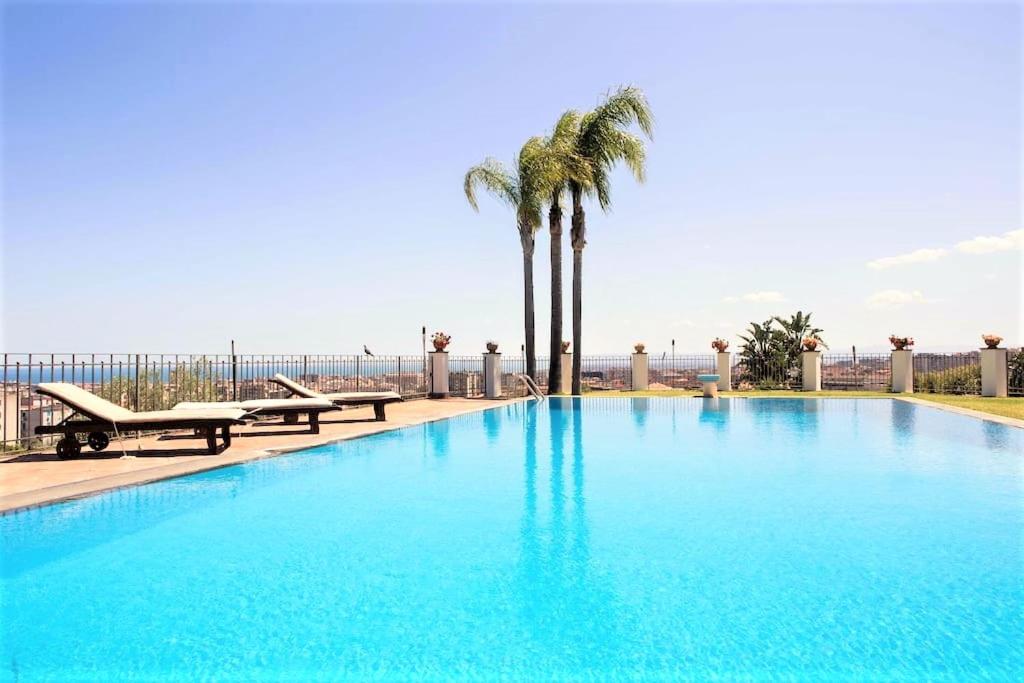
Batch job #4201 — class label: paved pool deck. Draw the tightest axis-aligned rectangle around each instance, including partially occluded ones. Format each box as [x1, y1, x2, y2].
[0, 397, 518, 514]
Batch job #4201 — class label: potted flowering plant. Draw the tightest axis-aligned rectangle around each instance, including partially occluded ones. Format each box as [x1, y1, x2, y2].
[982, 334, 1002, 349]
[432, 332, 451, 352]
[801, 337, 819, 352]
[561, 341, 571, 353]
[634, 342, 646, 354]
[485, 340, 499, 353]
[711, 338, 729, 353]
[889, 335, 914, 351]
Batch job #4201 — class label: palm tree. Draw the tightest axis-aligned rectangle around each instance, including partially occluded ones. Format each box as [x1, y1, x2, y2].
[738, 319, 788, 386]
[774, 311, 828, 367]
[565, 87, 654, 393]
[464, 138, 551, 380]
[542, 111, 588, 394]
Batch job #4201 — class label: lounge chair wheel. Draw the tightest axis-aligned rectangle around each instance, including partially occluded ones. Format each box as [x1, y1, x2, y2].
[56, 437, 82, 460]
[283, 413, 299, 424]
[87, 431, 110, 452]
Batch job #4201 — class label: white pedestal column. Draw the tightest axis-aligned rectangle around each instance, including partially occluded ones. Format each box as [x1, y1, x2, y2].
[801, 351, 822, 391]
[483, 353, 502, 399]
[716, 352, 732, 391]
[981, 348, 1008, 397]
[631, 353, 649, 391]
[891, 350, 913, 393]
[429, 351, 449, 398]
[559, 353, 572, 394]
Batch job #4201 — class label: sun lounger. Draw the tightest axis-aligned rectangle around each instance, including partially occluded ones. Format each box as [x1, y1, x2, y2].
[173, 398, 337, 434]
[34, 382, 248, 458]
[270, 373, 402, 421]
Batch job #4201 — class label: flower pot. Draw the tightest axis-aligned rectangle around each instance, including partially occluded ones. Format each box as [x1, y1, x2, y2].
[982, 335, 1002, 349]
[486, 343, 499, 353]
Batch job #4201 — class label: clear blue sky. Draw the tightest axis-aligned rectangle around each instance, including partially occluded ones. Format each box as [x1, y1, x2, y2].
[2, 1, 1020, 354]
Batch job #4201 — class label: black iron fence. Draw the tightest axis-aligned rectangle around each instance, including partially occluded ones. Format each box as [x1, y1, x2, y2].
[578, 355, 632, 392]
[1, 353, 429, 452]
[822, 353, 891, 390]
[913, 352, 981, 395]
[648, 354, 716, 389]
[1009, 348, 1024, 397]
[2, 349, 1017, 452]
[446, 356, 532, 399]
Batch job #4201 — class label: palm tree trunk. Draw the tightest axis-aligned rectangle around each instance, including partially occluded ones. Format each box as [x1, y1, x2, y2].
[521, 229, 537, 380]
[547, 190, 563, 394]
[570, 186, 585, 395]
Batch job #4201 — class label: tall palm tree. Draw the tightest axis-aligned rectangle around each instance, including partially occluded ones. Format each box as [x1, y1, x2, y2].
[464, 138, 551, 380]
[566, 87, 654, 393]
[542, 111, 588, 394]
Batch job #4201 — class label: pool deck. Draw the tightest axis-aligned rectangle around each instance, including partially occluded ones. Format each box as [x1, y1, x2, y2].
[0, 397, 518, 514]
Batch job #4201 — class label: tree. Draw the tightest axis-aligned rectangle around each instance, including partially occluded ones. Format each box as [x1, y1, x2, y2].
[565, 87, 654, 393]
[464, 138, 552, 380]
[773, 311, 828, 369]
[542, 111, 589, 394]
[737, 319, 789, 386]
[738, 312, 829, 388]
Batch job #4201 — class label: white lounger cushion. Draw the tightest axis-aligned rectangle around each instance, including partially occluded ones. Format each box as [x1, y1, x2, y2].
[36, 383, 247, 423]
[324, 392, 402, 401]
[173, 398, 333, 412]
[271, 374, 400, 402]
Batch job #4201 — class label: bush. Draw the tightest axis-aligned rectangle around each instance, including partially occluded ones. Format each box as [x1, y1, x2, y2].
[917, 365, 981, 395]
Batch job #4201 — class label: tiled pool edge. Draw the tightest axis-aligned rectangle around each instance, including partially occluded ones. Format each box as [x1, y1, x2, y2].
[892, 396, 1024, 429]
[0, 398, 527, 516]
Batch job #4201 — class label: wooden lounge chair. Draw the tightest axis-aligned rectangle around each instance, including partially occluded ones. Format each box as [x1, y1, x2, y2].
[270, 373, 402, 421]
[34, 382, 248, 458]
[173, 398, 337, 434]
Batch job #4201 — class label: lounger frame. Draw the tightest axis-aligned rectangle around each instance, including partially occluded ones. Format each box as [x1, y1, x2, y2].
[33, 385, 244, 456]
[269, 375, 403, 421]
[176, 402, 340, 434]
[36, 415, 236, 455]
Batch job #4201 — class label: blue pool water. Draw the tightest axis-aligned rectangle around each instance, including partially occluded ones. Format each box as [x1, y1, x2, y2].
[1, 398, 1021, 680]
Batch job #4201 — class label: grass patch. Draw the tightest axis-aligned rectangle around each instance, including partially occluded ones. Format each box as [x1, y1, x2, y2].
[579, 389, 1024, 421]
[905, 394, 1024, 421]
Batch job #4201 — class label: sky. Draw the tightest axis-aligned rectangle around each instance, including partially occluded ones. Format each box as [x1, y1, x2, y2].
[2, 1, 1020, 355]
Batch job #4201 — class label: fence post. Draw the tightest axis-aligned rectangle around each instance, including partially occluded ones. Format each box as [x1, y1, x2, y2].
[801, 351, 822, 391]
[231, 341, 238, 402]
[429, 351, 449, 398]
[980, 347, 1008, 397]
[631, 352, 649, 391]
[891, 350, 914, 393]
[134, 354, 141, 410]
[559, 353, 572, 394]
[716, 352, 732, 392]
[483, 352, 502, 399]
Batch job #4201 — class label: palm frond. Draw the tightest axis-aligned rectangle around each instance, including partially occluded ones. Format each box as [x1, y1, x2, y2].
[463, 158, 518, 211]
[572, 85, 653, 211]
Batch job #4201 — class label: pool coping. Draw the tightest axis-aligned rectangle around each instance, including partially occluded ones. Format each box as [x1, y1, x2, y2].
[891, 396, 1024, 428]
[0, 398, 528, 516]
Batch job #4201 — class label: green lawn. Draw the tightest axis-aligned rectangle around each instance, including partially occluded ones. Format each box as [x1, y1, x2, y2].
[578, 389, 1024, 421]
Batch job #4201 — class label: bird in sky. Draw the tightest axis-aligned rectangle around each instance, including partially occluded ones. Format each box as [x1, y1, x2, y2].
[363, 345, 374, 356]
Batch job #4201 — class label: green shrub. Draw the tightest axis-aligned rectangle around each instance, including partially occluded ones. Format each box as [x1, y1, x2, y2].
[917, 364, 981, 395]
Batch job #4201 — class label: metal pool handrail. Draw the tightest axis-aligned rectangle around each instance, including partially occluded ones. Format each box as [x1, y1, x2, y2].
[515, 374, 545, 401]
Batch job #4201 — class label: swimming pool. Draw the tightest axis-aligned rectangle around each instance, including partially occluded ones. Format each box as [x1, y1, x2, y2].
[2, 398, 1021, 680]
